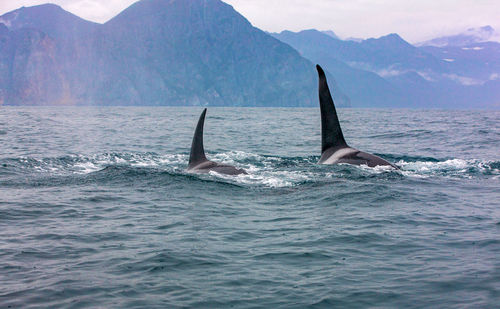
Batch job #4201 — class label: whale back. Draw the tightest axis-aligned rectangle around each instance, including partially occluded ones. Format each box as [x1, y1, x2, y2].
[316, 65, 348, 153]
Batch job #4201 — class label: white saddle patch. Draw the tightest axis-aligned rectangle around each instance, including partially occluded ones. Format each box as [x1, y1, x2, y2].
[322, 148, 358, 164]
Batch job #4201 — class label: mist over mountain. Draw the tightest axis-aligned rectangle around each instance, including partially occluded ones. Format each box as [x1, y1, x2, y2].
[417, 26, 498, 47]
[273, 28, 500, 108]
[321, 30, 339, 39]
[0, 0, 349, 107]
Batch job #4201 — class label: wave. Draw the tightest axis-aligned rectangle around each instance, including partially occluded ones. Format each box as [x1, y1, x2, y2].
[0, 152, 498, 188]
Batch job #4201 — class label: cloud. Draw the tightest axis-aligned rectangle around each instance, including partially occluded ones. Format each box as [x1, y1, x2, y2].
[444, 74, 483, 86]
[416, 71, 435, 82]
[0, 0, 138, 23]
[223, 0, 500, 43]
[64, 0, 138, 22]
[376, 68, 403, 78]
[374, 67, 436, 82]
[0, 0, 499, 42]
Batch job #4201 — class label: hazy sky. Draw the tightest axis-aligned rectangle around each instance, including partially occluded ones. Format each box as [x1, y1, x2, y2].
[1, 0, 499, 42]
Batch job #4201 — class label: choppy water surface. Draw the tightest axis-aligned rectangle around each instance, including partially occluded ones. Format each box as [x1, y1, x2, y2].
[0, 107, 499, 308]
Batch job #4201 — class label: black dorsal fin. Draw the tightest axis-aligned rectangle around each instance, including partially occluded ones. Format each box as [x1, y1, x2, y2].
[316, 65, 348, 153]
[189, 108, 208, 168]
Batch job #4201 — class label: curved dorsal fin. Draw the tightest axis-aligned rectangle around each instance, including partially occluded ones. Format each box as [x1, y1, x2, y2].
[189, 108, 208, 168]
[316, 65, 348, 153]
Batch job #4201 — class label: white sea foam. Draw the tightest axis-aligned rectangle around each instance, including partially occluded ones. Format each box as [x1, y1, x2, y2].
[357, 163, 397, 173]
[397, 158, 499, 179]
[15, 151, 499, 187]
[236, 170, 311, 188]
[74, 161, 101, 174]
[400, 159, 469, 172]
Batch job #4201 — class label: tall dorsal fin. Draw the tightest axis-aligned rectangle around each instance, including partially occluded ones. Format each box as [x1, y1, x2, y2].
[189, 108, 208, 168]
[316, 65, 348, 153]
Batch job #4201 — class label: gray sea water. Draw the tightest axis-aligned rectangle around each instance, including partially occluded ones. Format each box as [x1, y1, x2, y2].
[0, 107, 499, 308]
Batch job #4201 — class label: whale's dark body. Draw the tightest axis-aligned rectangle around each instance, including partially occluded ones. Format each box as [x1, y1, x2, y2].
[316, 65, 398, 168]
[187, 109, 247, 175]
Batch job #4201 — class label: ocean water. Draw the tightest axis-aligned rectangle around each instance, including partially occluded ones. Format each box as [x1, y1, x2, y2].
[0, 107, 499, 308]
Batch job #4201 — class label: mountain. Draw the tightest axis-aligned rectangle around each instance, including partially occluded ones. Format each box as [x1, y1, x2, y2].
[274, 30, 446, 81]
[0, 4, 98, 39]
[93, 0, 348, 106]
[0, 0, 350, 107]
[273, 30, 443, 107]
[358, 33, 445, 73]
[273, 29, 500, 108]
[0, 4, 97, 105]
[272, 30, 408, 107]
[1, 1, 497, 108]
[418, 26, 500, 108]
[417, 26, 498, 47]
[421, 41, 500, 85]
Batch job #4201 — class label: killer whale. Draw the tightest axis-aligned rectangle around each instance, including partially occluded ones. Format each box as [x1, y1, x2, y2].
[316, 65, 398, 168]
[187, 108, 247, 175]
